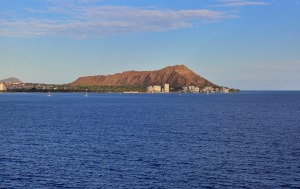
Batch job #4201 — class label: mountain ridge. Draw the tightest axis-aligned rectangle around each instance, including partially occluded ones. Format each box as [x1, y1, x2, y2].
[70, 65, 217, 87]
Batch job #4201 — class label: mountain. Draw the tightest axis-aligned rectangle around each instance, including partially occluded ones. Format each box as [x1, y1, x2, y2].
[70, 65, 217, 87]
[0, 77, 23, 83]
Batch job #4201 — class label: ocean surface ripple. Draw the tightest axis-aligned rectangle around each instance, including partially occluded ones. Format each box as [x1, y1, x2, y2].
[0, 91, 300, 188]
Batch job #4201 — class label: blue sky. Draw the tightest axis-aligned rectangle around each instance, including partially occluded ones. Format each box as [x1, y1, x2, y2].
[0, 0, 299, 90]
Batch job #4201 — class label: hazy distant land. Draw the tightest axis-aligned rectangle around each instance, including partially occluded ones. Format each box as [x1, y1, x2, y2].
[0, 77, 23, 83]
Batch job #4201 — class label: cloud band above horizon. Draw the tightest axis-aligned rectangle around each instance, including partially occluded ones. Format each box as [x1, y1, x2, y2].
[0, 0, 268, 39]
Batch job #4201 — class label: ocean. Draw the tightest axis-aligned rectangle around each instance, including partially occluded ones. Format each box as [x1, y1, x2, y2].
[0, 91, 299, 188]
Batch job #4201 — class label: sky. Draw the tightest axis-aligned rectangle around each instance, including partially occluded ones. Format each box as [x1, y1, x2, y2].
[0, 0, 299, 90]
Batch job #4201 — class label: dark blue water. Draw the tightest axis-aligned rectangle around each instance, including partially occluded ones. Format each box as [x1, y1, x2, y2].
[0, 91, 300, 188]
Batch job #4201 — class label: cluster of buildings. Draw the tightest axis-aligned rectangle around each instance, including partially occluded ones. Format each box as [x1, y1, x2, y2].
[182, 86, 200, 93]
[146, 83, 231, 93]
[182, 86, 230, 93]
[0, 82, 61, 91]
[1, 82, 37, 91]
[147, 83, 170, 93]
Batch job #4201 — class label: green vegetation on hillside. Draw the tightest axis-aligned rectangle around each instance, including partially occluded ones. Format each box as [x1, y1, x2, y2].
[6, 83, 147, 93]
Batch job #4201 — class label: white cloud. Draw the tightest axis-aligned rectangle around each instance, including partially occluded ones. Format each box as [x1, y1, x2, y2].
[217, 0, 245, 2]
[213, 0, 269, 7]
[217, 2, 268, 7]
[46, 0, 96, 3]
[0, 4, 236, 39]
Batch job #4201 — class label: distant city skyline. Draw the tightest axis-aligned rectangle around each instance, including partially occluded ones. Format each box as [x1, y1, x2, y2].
[1, 0, 299, 90]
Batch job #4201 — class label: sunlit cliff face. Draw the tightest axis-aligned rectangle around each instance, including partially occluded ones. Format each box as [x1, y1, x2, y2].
[70, 65, 217, 87]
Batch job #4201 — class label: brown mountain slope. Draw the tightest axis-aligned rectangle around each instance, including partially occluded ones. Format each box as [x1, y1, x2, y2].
[70, 65, 217, 87]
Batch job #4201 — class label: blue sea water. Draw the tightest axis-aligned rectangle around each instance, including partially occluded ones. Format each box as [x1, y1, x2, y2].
[0, 91, 300, 188]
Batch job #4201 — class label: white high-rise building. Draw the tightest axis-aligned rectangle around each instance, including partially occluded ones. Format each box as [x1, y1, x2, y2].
[164, 83, 169, 93]
[0, 82, 7, 91]
[147, 86, 153, 93]
[188, 86, 195, 92]
[152, 85, 161, 93]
